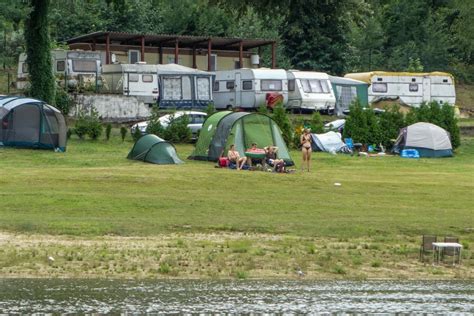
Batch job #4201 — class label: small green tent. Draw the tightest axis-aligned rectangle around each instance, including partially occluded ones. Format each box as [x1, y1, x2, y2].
[189, 111, 294, 165]
[127, 134, 183, 164]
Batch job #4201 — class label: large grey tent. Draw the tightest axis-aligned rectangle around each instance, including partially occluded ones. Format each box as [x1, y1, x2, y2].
[393, 122, 453, 158]
[127, 134, 183, 164]
[0, 96, 67, 151]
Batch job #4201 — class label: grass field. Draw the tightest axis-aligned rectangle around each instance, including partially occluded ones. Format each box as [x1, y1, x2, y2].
[0, 131, 473, 279]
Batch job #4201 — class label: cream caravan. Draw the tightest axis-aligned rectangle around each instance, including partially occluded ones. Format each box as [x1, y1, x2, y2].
[344, 71, 456, 107]
[17, 49, 102, 91]
[213, 68, 288, 110]
[286, 70, 336, 112]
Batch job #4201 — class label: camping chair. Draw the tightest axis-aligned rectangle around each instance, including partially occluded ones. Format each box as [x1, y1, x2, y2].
[344, 138, 362, 156]
[419, 235, 437, 263]
[443, 236, 461, 264]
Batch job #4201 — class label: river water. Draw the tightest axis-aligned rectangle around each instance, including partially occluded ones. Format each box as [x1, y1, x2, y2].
[0, 279, 473, 314]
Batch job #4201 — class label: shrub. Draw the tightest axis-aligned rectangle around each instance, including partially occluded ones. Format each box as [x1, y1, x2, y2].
[378, 104, 405, 148]
[120, 126, 127, 142]
[163, 113, 191, 143]
[105, 123, 112, 141]
[132, 125, 143, 141]
[54, 87, 74, 115]
[343, 99, 368, 144]
[146, 106, 165, 138]
[272, 103, 293, 146]
[74, 112, 89, 140]
[66, 128, 73, 140]
[86, 108, 103, 140]
[257, 103, 269, 115]
[310, 111, 324, 133]
[205, 102, 217, 116]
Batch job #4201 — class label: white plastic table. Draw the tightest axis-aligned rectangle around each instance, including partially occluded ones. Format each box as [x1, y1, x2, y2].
[432, 242, 463, 265]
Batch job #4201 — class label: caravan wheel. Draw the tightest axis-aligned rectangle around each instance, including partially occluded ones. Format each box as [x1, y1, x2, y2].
[226, 105, 233, 111]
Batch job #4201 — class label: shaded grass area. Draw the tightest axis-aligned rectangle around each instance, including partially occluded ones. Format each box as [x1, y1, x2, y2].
[0, 132, 473, 240]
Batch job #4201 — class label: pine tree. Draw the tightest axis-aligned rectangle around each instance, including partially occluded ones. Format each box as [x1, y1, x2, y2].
[24, 0, 55, 103]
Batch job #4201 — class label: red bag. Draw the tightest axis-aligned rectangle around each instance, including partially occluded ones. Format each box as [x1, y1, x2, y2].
[218, 157, 229, 167]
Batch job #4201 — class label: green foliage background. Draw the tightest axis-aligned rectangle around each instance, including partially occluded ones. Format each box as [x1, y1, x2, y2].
[0, 0, 472, 82]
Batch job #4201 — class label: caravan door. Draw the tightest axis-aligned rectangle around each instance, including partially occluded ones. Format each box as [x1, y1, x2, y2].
[422, 77, 431, 103]
[235, 72, 242, 107]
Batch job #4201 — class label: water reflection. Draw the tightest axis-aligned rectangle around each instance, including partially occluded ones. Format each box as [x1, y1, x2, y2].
[0, 279, 473, 314]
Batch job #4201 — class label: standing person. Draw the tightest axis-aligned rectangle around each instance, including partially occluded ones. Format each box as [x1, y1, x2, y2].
[227, 144, 247, 170]
[300, 128, 312, 172]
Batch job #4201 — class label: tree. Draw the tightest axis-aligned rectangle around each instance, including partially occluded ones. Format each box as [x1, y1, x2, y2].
[272, 103, 292, 146]
[309, 111, 324, 134]
[24, 0, 55, 103]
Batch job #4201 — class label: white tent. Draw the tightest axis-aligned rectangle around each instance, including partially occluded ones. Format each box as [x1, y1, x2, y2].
[311, 131, 349, 153]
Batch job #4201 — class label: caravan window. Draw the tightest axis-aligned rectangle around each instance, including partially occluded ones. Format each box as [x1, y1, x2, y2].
[128, 74, 139, 82]
[72, 60, 97, 72]
[226, 81, 235, 90]
[213, 81, 219, 91]
[372, 83, 387, 93]
[56, 60, 65, 72]
[300, 79, 330, 93]
[261, 80, 282, 91]
[142, 74, 153, 83]
[409, 83, 418, 92]
[242, 80, 252, 90]
[197, 77, 211, 100]
[288, 79, 295, 91]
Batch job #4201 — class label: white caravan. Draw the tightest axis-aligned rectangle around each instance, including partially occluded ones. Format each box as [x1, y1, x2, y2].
[286, 70, 336, 112]
[102, 63, 159, 105]
[17, 49, 102, 91]
[213, 68, 288, 110]
[344, 71, 456, 107]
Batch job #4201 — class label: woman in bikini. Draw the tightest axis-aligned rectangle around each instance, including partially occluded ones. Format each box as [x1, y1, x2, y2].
[300, 128, 312, 172]
[227, 144, 247, 170]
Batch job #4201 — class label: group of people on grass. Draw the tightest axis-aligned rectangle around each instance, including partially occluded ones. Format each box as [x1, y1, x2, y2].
[226, 128, 313, 172]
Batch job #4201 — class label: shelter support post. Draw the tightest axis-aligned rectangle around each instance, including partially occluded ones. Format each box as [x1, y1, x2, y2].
[159, 44, 163, 64]
[105, 33, 110, 64]
[192, 45, 197, 69]
[92, 39, 96, 51]
[207, 38, 212, 71]
[239, 41, 243, 69]
[140, 36, 145, 62]
[258, 46, 262, 67]
[174, 40, 179, 64]
[271, 42, 276, 69]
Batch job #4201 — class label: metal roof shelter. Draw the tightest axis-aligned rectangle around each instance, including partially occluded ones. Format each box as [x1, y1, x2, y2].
[66, 32, 277, 71]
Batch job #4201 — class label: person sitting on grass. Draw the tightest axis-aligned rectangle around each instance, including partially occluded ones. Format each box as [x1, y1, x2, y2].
[264, 145, 284, 170]
[227, 144, 247, 170]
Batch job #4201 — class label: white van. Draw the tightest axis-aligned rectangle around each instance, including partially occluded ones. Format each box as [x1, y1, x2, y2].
[17, 49, 102, 91]
[286, 70, 336, 112]
[213, 68, 288, 110]
[344, 71, 456, 107]
[102, 63, 159, 105]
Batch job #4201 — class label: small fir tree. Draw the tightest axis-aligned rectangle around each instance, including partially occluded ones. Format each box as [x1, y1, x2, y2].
[272, 102, 293, 146]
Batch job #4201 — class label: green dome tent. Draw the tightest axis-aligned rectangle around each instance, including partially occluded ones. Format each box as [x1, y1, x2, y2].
[0, 96, 67, 151]
[127, 134, 183, 164]
[189, 111, 294, 165]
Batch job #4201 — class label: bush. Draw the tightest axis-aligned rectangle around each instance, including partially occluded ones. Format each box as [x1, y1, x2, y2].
[309, 111, 324, 134]
[105, 123, 112, 141]
[343, 99, 368, 144]
[257, 103, 269, 115]
[66, 128, 73, 140]
[73, 107, 103, 140]
[146, 106, 165, 138]
[272, 103, 293, 146]
[120, 126, 127, 142]
[54, 87, 74, 115]
[132, 125, 143, 141]
[205, 102, 217, 116]
[163, 113, 191, 143]
[378, 104, 405, 148]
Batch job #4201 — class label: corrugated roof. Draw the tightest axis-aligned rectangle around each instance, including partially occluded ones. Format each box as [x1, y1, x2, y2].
[67, 31, 275, 50]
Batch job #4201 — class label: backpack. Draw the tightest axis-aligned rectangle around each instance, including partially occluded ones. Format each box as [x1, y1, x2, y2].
[218, 157, 229, 167]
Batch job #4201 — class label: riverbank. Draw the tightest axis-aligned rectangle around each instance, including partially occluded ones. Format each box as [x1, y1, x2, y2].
[0, 232, 472, 280]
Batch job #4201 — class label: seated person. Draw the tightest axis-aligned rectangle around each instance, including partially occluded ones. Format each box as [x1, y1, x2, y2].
[227, 144, 247, 170]
[264, 145, 284, 169]
[246, 143, 264, 166]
